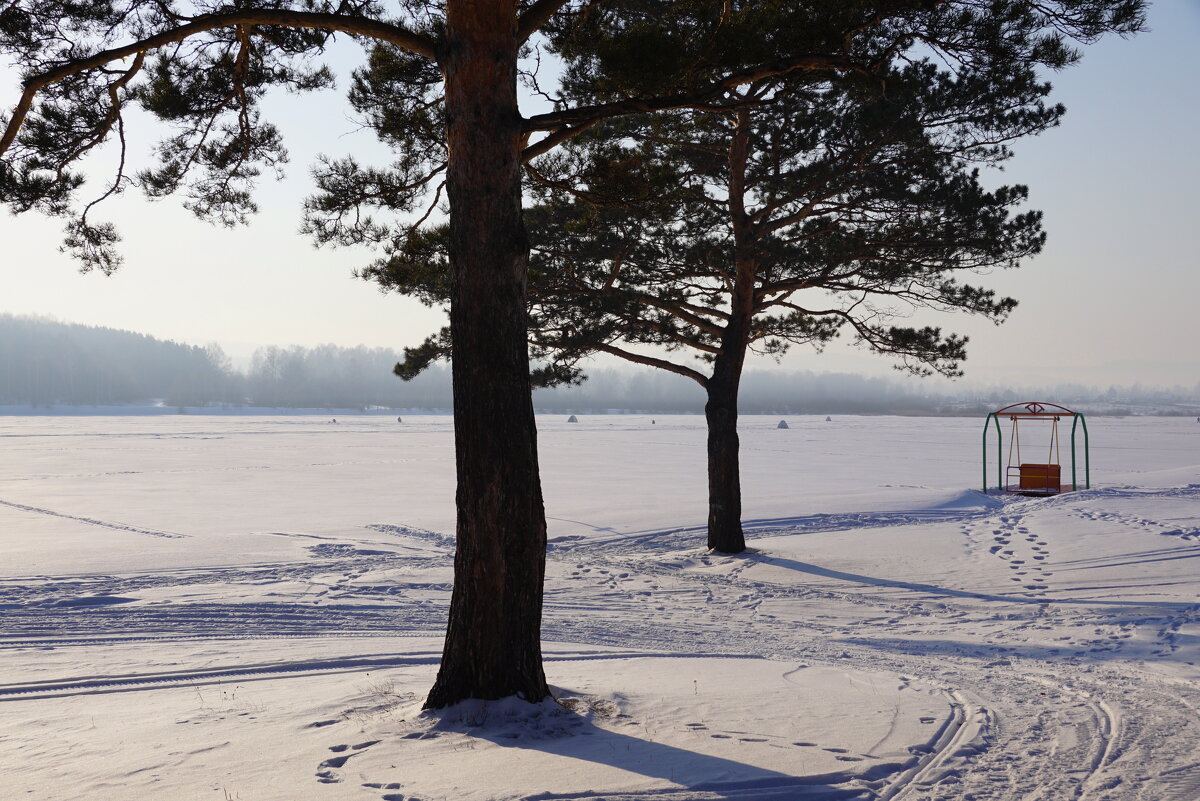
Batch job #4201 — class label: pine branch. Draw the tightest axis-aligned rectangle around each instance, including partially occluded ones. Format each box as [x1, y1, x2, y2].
[591, 342, 709, 387]
[517, 0, 577, 44]
[1, 10, 435, 159]
[524, 54, 853, 133]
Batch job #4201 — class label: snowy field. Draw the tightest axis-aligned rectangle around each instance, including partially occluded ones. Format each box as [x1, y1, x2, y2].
[1, 413, 1198, 801]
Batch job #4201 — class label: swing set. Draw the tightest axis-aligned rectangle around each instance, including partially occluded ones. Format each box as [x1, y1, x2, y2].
[982, 402, 1089, 495]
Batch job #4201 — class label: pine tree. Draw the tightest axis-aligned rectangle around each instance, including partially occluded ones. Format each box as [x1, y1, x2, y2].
[367, 5, 1140, 555]
[523, 65, 1053, 554]
[2, 0, 1144, 705]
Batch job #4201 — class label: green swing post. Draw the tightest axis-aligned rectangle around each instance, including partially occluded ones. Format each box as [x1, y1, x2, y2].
[982, 412, 1002, 493]
[1070, 413, 1090, 491]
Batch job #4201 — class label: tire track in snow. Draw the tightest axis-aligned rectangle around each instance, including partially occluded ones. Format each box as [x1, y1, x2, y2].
[0, 600, 447, 642]
[0, 652, 445, 700]
[1077, 678, 1200, 801]
[0, 498, 187, 538]
[875, 691, 981, 801]
[0, 650, 768, 703]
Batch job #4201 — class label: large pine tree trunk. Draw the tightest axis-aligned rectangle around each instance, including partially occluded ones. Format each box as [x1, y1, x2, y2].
[704, 305, 751, 554]
[704, 109, 756, 555]
[705, 361, 746, 554]
[425, 0, 550, 709]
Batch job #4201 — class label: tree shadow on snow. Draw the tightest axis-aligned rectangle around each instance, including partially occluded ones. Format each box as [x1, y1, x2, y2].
[471, 715, 876, 801]
[546, 492, 1002, 554]
[749, 553, 1198, 611]
[1049, 544, 1200, 572]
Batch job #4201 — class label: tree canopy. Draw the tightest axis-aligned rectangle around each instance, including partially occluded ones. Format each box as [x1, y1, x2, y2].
[361, 4, 1139, 553]
[518, 62, 1051, 551]
[1, 0, 1145, 704]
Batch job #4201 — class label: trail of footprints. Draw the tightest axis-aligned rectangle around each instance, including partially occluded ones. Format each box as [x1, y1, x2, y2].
[986, 515, 1053, 593]
[1075, 507, 1200, 542]
[684, 720, 869, 759]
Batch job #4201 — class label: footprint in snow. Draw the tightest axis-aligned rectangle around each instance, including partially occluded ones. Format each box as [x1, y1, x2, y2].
[318, 740, 380, 785]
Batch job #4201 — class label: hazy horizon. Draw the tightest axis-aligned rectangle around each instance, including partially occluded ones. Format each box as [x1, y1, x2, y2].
[2, 2, 1198, 388]
[3, 314, 1197, 416]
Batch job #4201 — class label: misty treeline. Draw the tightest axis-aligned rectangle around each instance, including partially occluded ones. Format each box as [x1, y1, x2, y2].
[0, 314, 232, 406]
[244, 343, 450, 409]
[0, 314, 449, 408]
[535, 373, 1200, 415]
[3, 314, 1198, 413]
[534, 369, 947, 414]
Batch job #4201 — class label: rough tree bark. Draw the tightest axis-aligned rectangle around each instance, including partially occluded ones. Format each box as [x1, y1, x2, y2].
[704, 343, 747, 554]
[425, 0, 551, 708]
[705, 109, 755, 555]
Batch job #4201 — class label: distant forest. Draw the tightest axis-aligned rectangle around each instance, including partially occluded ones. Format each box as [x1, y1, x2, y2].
[0, 315, 448, 409]
[2, 315, 1198, 414]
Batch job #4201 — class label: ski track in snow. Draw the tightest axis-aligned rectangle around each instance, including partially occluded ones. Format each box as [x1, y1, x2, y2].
[3, 478, 1200, 798]
[0, 497, 188, 538]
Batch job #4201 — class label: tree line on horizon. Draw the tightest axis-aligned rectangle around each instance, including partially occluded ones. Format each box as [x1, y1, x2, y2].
[0, 314, 446, 408]
[3, 314, 1197, 414]
[0, 313, 942, 410]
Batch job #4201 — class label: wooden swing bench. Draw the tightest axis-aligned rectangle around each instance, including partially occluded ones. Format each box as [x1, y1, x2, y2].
[983, 402, 1090, 495]
[1010, 463, 1063, 495]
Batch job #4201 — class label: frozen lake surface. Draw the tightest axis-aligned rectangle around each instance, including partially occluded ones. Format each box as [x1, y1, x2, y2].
[1, 413, 1198, 799]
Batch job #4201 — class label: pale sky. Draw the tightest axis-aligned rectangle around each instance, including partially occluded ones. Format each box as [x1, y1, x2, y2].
[1, 2, 1197, 388]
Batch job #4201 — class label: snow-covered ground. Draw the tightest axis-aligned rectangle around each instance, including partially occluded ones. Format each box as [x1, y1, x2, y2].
[1, 413, 1198, 800]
